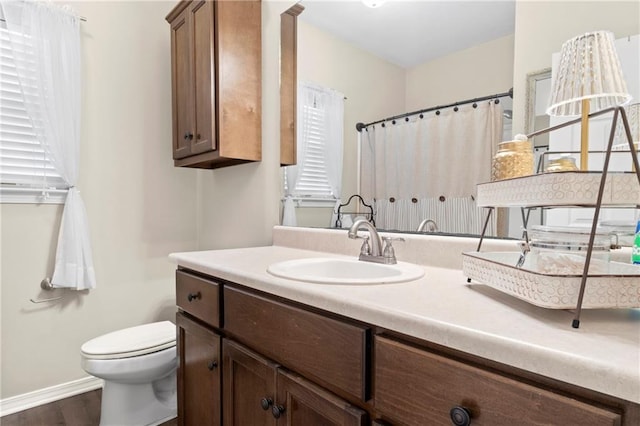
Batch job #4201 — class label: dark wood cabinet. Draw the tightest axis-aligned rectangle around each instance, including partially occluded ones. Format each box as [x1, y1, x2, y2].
[223, 339, 367, 426]
[166, 0, 261, 169]
[174, 267, 639, 426]
[374, 336, 622, 426]
[276, 368, 367, 426]
[176, 313, 221, 426]
[175, 270, 220, 327]
[223, 285, 369, 402]
[223, 339, 277, 426]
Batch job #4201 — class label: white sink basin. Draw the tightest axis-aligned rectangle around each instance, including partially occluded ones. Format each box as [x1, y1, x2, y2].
[266, 257, 425, 284]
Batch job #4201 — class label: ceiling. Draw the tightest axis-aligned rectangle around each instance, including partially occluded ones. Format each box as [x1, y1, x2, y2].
[298, 0, 516, 68]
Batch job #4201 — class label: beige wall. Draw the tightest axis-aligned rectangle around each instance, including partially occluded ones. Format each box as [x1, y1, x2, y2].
[291, 20, 406, 228]
[405, 35, 514, 111]
[511, 0, 640, 135]
[0, 1, 198, 399]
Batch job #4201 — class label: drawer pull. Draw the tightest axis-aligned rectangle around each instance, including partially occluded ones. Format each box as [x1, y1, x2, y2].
[271, 404, 286, 419]
[260, 397, 273, 411]
[449, 406, 471, 426]
[187, 292, 201, 302]
[207, 360, 218, 371]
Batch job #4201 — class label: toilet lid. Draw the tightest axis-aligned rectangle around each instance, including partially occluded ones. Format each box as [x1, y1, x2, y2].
[81, 321, 176, 360]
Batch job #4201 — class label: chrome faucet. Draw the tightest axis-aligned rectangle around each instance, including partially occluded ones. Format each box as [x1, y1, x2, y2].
[417, 219, 438, 233]
[348, 219, 403, 264]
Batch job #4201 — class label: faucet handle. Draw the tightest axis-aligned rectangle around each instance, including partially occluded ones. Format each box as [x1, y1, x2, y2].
[358, 236, 371, 256]
[382, 237, 404, 262]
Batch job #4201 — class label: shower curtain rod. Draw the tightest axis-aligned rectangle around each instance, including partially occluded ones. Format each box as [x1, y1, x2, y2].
[355, 88, 513, 132]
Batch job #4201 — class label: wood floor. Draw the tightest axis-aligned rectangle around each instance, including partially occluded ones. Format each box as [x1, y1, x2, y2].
[0, 390, 178, 426]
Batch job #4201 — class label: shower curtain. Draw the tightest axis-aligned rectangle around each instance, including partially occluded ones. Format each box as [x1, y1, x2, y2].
[360, 100, 502, 234]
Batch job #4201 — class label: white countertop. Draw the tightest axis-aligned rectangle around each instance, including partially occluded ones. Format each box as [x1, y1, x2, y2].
[170, 226, 640, 404]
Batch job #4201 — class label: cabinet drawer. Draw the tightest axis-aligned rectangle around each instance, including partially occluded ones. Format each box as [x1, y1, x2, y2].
[224, 286, 369, 401]
[374, 336, 621, 426]
[176, 270, 220, 328]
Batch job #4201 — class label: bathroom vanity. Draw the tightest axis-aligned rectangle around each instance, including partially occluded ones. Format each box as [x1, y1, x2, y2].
[170, 226, 640, 425]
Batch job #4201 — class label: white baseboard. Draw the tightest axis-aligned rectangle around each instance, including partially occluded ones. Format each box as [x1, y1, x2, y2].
[0, 376, 104, 417]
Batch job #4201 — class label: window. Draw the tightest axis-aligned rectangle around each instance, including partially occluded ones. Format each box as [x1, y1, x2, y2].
[0, 22, 68, 204]
[283, 82, 344, 206]
[284, 101, 333, 198]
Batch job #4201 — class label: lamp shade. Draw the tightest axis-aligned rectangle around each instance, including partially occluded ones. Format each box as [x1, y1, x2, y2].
[546, 31, 631, 117]
[615, 103, 640, 145]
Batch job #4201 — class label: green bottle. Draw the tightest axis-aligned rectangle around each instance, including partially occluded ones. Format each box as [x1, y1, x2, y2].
[633, 221, 640, 265]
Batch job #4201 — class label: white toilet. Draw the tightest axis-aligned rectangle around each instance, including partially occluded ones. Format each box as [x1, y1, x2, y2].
[81, 321, 178, 426]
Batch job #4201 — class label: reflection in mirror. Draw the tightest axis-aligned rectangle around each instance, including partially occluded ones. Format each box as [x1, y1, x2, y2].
[280, 2, 640, 241]
[544, 34, 640, 230]
[524, 68, 551, 137]
[286, 0, 516, 237]
[505, 68, 552, 238]
[280, 4, 305, 166]
[358, 93, 510, 236]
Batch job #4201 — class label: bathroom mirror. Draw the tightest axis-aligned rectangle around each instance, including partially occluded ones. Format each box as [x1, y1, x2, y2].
[281, 1, 638, 238]
[285, 0, 515, 236]
[524, 68, 551, 136]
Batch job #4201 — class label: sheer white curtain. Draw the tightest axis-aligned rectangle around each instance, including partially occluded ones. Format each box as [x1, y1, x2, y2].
[282, 82, 344, 226]
[360, 101, 502, 233]
[2, 0, 96, 290]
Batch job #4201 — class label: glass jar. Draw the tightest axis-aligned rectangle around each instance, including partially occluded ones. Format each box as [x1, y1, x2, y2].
[491, 140, 534, 181]
[545, 155, 578, 172]
[526, 225, 613, 274]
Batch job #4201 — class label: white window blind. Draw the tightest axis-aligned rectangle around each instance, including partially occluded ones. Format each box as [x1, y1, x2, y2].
[0, 24, 68, 203]
[285, 103, 335, 198]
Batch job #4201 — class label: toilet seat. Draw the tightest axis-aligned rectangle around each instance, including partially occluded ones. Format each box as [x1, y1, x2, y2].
[81, 321, 176, 360]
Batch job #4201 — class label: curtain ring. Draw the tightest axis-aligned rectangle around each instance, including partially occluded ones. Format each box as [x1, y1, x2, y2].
[439, 195, 446, 202]
[389, 197, 395, 203]
[411, 198, 418, 203]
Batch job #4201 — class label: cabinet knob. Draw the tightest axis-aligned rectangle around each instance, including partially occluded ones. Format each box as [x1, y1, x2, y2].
[187, 292, 201, 302]
[183, 132, 193, 140]
[207, 360, 218, 371]
[449, 406, 471, 426]
[271, 404, 286, 419]
[260, 397, 273, 411]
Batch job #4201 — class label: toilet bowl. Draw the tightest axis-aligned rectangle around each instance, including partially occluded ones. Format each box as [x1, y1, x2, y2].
[81, 321, 178, 426]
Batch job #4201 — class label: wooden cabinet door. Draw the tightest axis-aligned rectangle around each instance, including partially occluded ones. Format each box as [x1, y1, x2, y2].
[169, 5, 192, 160]
[216, 0, 261, 161]
[166, 0, 261, 168]
[223, 339, 277, 426]
[276, 369, 367, 426]
[279, 4, 304, 166]
[176, 313, 221, 426]
[190, 0, 215, 156]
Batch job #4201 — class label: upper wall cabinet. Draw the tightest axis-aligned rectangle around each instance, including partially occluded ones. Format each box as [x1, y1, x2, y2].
[166, 0, 262, 169]
[279, 3, 304, 166]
